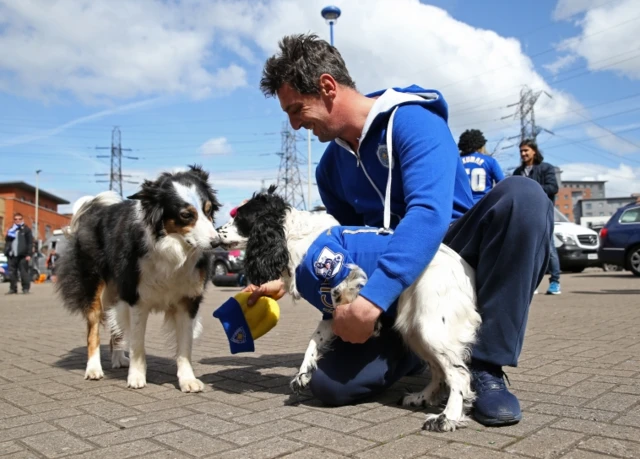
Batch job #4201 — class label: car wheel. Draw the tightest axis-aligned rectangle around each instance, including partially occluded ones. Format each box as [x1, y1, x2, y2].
[627, 245, 640, 277]
[602, 263, 622, 272]
[213, 262, 228, 276]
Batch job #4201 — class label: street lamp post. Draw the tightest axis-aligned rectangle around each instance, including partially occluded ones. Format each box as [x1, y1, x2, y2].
[35, 169, 41, 242]
[321, 5, 342, 46]
[305, 5, 342, 211]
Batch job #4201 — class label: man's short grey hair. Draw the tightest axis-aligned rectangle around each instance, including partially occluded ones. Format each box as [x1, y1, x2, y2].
[260, 33, 356, 97]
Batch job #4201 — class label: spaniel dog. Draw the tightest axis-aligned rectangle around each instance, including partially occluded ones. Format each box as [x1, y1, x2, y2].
[217, 187, 481, 432]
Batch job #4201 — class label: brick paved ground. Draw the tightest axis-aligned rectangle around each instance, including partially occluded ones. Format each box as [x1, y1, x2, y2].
[1, 270, 639, 458]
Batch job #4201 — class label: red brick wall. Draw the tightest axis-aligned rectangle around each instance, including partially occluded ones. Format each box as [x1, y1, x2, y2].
[555, 187, 592, 222]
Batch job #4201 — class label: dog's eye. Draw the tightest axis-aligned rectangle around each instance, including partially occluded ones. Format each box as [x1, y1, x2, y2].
[180, 210, 192, 220]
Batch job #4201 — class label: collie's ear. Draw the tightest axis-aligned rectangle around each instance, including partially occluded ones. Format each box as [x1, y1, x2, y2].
[127, 181, 164, 232]
[188, 164, 209, 182]
[244, 214, 289, 286]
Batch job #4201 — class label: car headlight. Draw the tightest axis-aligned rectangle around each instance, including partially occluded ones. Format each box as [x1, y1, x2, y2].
[555, 233, 577, 246]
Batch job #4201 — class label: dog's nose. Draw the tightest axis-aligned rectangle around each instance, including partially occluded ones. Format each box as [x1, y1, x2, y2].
[210, 239, 220, 249]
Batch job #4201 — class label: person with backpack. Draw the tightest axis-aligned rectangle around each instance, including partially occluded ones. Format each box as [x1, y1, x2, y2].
[513, 139, 561, 295]
[458, 129, 505, 203]
[249, 33, 553, 427]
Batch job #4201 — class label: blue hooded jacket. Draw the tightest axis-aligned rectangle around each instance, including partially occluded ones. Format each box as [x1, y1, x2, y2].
[295, 226, 395, 320]
[316, 85, 473, 312]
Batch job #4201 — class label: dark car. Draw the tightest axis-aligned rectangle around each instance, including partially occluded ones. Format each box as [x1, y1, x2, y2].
[211, 248, 247, 287]
[598, 203, 640, 276]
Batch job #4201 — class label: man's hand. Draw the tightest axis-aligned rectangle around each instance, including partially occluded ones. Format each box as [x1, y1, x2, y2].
[243, 279, 286, 306]
[25, 256, 31, 262]
[332, 296, 383, 344]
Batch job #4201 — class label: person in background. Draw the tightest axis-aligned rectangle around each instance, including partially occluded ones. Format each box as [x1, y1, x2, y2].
[46, 248, 60, 283]
[458, 129, 505, 203]
[4, 213, 34, 295]
[513, 139, 561, 295]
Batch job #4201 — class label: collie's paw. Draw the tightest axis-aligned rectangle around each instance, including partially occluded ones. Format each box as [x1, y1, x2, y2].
[179, 378, 204, 393]
[84, 364, 104, 380]
[401, 392, 428, 408]
[422, 413, 466, 432]
[290, 372, 312, 394]
[127, 370, 146, 389]
[111, 351, 129, 369]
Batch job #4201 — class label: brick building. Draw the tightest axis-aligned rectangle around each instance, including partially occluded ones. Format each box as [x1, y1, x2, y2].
[0, 182, 70, 249]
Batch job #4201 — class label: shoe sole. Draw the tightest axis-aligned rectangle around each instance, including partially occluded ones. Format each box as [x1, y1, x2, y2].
[546, 292, 561, 295]
[473, 411, 522, 427]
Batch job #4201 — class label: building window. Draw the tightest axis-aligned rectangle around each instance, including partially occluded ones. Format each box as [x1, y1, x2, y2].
[565, 213, 570, 219]
[45, 225, 52, 239]
[564, 194, 569, 199]
[585, 203, 592, 210]
[564, 204, 569, 209]
[598, 202, 603, 207]
[586, 212, 592, 216]
[599, 212, 604, 216]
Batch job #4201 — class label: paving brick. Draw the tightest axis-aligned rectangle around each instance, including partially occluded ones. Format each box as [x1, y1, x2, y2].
[54, 414, 120, 437]
[286, 426, 375, 455]
[479, 411, 557, 437]
[290, 410, 371, 433]
[173, 413, 240, 436]
[190, 401, 253, 419]
[100, 389, 158, 406]
[206, 436, 304, 459]
[0, 422, 57, 442]
[558, 450, 618, 459]
[433, 442, 529, 459]
[506, 427, 584, 458]
[77, 400, 140, 420]
[352, 415, 422, 442]
[234, 406, 309, 426]
[278, 447, 348, 459]
[29, 382, 77, 396]
[0, 389, 54, 407]
[561, 381, 616, 399]
[134, 396, 208, 413]
[355, 433, 447, 459]
[584, 392, 640, 411]
[515, 390, 589, 407]
[87, 421, 182, 447]
[220, 419, 302, 446]
[21, 431, 93, 458]
[578, 436, 640, 458]
[552, 418, 640, 442]
[65, 439, 163, 459]
[115, 408, 196, 428]
[530, 403, 617, 422]
[0, 402, 27, 420]
[0, 441, 24, 455]
[155, 429, 234, 457]
[421, 426, 515, 449]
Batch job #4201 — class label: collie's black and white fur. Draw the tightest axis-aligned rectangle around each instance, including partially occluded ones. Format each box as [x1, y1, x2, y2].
[56, 165, 221, 392]
[217, 187, 481, 432]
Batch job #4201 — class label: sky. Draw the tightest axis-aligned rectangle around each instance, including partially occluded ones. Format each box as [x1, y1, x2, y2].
[1, 0, 639, 221]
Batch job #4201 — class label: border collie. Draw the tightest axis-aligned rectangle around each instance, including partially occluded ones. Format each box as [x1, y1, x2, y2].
[217, 187, 481, 432]
[56, 165, 220, 392]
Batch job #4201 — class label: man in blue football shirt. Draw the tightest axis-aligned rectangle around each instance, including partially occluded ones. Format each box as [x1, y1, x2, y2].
[459, 129, 505, 204]
[246, 33, 553, 427]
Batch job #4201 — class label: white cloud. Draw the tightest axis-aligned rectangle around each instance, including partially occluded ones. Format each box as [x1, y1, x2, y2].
[552, 0, 610, 20]
[0, 0, 579, 137]
[559, 162, 640, 197]
[199, 137, 233, 156]
[544, 54, 578, 75]
[0, 0, 250, 103]
[584, 124, 640, 154]
[551, 0, 640, 80]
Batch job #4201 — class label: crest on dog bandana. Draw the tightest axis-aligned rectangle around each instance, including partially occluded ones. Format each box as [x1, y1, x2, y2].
[377, 144, 391, 168]
[314, 247, 344, 280]
[231, 327, 247, 344]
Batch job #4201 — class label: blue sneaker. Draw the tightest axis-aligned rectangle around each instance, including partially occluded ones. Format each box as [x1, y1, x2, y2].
[471, 363, 521, 426]
[546, 281, 561, 295]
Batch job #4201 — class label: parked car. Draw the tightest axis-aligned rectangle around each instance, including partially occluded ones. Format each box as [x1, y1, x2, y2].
[0, 252, 42, 283]
[598, 202, 640, 276]
[211, 248, 247, 287]
[553, 208, 600, 273]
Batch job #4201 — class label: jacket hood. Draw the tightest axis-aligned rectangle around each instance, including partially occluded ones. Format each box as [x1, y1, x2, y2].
[359, 84, 448, 144]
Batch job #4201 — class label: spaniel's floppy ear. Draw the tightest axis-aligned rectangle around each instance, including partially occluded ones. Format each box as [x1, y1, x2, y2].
[127, 180, 164, 233]
[244, 213, 289, 286]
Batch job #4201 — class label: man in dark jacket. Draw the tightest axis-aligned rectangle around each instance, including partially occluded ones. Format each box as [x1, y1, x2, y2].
[513, 140, 561, 295]
[4, 213, 34, 294]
